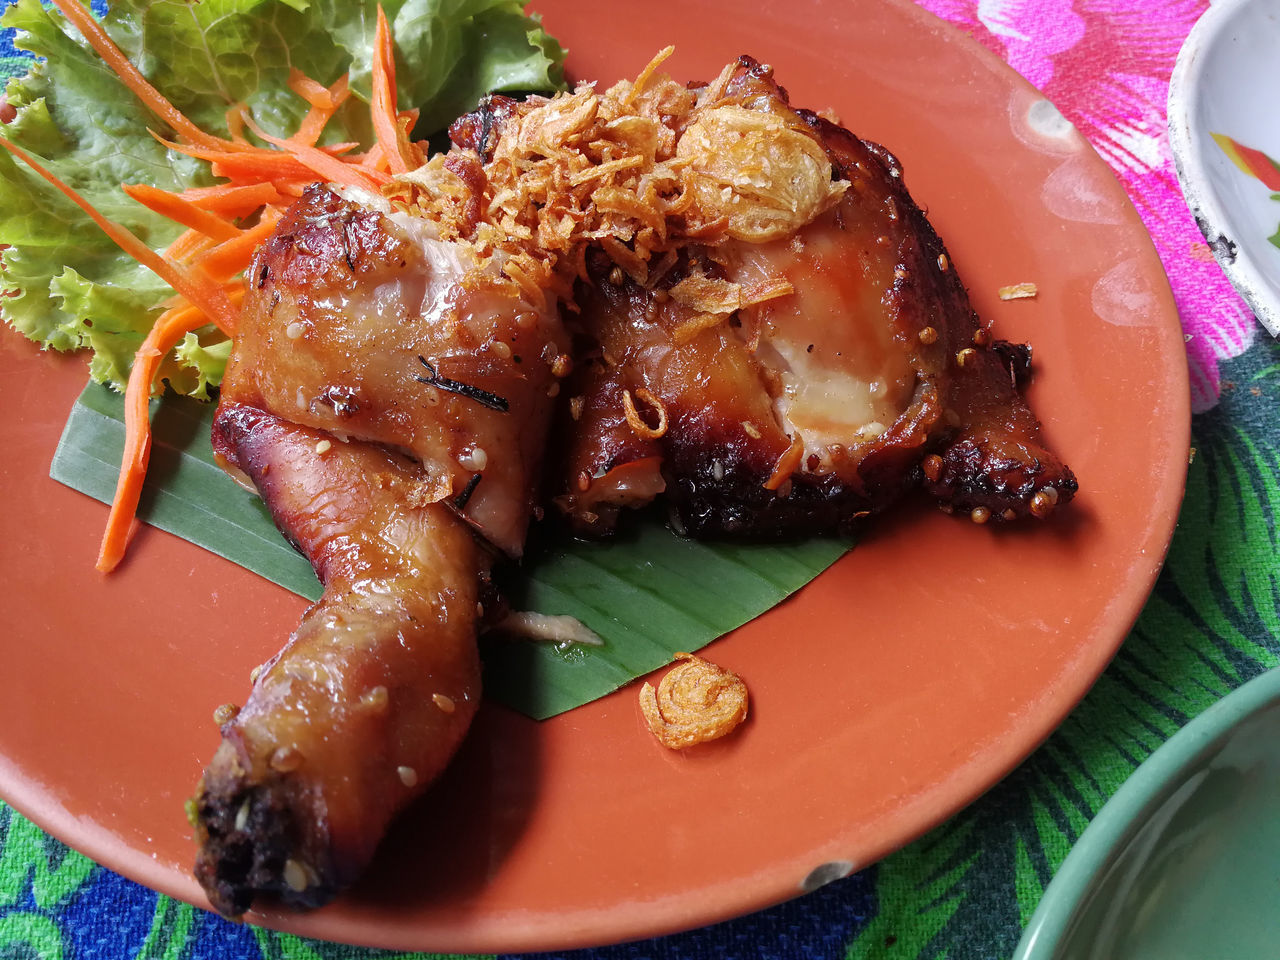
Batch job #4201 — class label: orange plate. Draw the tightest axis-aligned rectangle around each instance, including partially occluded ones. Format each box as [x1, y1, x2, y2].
[0, 0, 1188, 952]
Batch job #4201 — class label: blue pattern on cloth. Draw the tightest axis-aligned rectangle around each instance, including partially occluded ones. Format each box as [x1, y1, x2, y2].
[0, 799, 874, 959]
[1, 0, 106, 77]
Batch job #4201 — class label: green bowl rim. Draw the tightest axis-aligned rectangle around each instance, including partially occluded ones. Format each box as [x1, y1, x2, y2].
[1012, 664, 1280, 959]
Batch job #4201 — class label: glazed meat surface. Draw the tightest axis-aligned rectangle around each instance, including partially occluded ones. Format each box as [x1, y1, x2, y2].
[195, 405, 486, 916]
[220, 184, 571, 557]
[196, 183, 569, 916]
[518, 58, 1078, 536]
[192, 50, 1078, 918]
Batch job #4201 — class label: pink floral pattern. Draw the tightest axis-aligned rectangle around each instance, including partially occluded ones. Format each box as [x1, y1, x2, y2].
[915, 0, 1258, 411]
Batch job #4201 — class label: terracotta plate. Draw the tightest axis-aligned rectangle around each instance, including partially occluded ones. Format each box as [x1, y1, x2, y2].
[0, 0, 1189, 952]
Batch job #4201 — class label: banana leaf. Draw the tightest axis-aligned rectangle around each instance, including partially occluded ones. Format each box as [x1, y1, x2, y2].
[50, 382, 851, 719]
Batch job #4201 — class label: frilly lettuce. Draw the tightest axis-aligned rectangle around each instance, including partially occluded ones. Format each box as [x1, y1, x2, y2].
[0, 0, 566, 395]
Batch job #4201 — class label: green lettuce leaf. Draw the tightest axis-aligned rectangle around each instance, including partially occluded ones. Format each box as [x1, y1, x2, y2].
[0, 0, 565, 394]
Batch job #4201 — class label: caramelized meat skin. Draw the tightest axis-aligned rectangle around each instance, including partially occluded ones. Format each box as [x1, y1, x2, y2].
[222, 184, 570, 557]
[807, 114, 1078, 519]
[197, 185, 569, 917]
[195, 404, 486, 916]
[555, 58, 1076, 536]
[194, 52, 1077, 918]
[448, 93, 521, 163]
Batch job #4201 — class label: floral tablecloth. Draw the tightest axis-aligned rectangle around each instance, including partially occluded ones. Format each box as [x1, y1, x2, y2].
[2, 1, 1277, 958]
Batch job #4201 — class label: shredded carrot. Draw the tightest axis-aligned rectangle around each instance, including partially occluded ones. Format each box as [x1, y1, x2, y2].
[289, 73, 350, 147]
[175, 183, 283, 217]
[372, 6, 411, 174]
[764, 435, 806, 490]
[192, 212, 283, 281]
[234, 110, 389, 190]
[224, 104, 252, 145]
[16, 3, 424, 573]
[292, 104, 341, 148]
[123, 183, 241, 242]
[95, 303, 210, 573]
[272, 179, 308, 199]
[164, 228, 216, 264]
[158, 136, 332, 183]
[0, 137, 239, 335]
[162, 130, 386, 190]
[204, 155, 321, 183]
[355, 142, 389, 173]
[288, 68, 339, 110]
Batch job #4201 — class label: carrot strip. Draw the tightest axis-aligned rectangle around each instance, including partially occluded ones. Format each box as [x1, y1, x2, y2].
[317, 141, 360, 156]
[163, 228, 215, 263]
[192, 211, 283, 281]
[275, 138, 390, 190]
[290, 69, 349, 111]
[288, 69, 336, 110]
[96, 303, 209, 573]
[292, 106, 337, 148]
[288, 79, 349, 147]
[49, 0, 228, 151]
[167, 143, 325, 183]
[351, 142, 387, 171]
[235, 110, 388, 190]
[272, 179, 307, 198]
[372, 6, 411, 174]
[161, 130, 380, 188]
[224, 104, 252, 145]
[123, 183, 241, 241]
[764, 434, 805, 490]
[176, 182, 282, 217]
[0, 137, 238, 335]
[206, 156, 314, 182]
[151, 130, 288, 162]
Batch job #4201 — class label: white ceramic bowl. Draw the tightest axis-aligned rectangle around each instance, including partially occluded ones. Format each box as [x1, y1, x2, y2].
[1169, 0, 1280, 337]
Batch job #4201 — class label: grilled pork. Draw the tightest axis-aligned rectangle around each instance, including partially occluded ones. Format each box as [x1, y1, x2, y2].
[493, 57, 1078, 536]
[192, 51, 1076, 917]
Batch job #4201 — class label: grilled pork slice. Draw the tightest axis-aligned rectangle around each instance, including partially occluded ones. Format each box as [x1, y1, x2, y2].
[535, 57, 1077, 536]
[195, 405, 487, 915]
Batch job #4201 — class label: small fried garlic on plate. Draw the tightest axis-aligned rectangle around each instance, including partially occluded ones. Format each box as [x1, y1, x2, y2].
[998, 282, 1038, 300]
[639, 653, 749, 749]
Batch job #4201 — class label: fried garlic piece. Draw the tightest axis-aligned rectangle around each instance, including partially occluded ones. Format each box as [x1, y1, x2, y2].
[677, 105, 847, 242]
[639, 653, 749, 749]
[998, 282, 1038, 300]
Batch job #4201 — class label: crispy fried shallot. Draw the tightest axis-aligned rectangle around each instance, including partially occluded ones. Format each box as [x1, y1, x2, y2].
[639, 653, 749, 749]
[390, 48, 829, 319]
